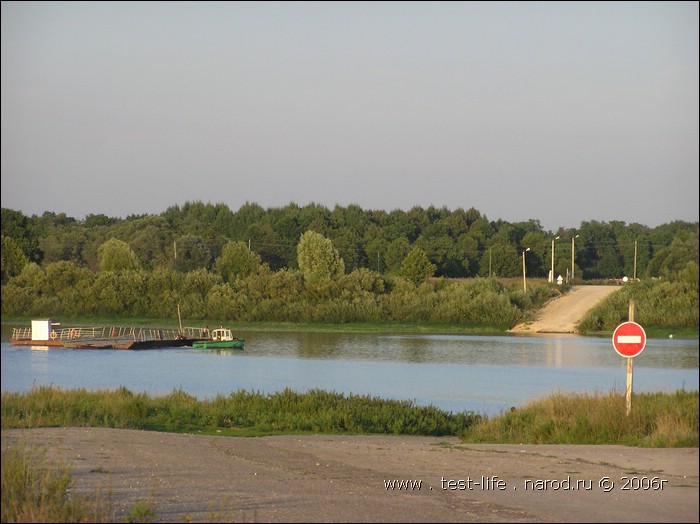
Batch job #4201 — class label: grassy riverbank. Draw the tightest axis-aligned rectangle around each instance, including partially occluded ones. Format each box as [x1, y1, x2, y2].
[2, 386, 697, 447]
[463, 389, 698, 447]
[1, 386, 478, 437]
[2, 387, 697, 523]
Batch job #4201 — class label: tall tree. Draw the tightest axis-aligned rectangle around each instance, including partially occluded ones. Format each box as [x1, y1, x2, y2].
[330, 227, 364, 271]
[98, 238, 141, 271]
[297, 230, 345, 285]
[646, 231, 700, 278]
[245, 223, 290, 270]
[172, 235, 211, 272]
[215, 241, 263, 282]
[384, 237, 410, 274]
[480, 243, 520, 278]
[578, 221, 624, 279]
[400, 246, 436, 285]
[1, 235, 29, 283]
[0, 208, 42, 263]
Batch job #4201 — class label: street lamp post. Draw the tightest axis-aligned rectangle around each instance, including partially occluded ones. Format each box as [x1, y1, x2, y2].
[550, 236, 560, 283]
[522, 248, 530, 293]
[571, 234, 579, 283]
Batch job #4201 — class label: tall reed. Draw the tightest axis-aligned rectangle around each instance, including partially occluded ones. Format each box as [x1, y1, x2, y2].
[462, 389, 698, 447]
[1, 386, 480, 437]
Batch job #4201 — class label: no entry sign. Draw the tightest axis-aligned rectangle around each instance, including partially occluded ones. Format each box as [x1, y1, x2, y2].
[612, 321, 647, 358]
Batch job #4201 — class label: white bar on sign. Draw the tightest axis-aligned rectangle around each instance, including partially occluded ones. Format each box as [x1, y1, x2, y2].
[618, 335, 642, 344]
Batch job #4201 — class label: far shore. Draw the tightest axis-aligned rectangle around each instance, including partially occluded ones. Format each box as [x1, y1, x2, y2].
[3, 316, 698, 339]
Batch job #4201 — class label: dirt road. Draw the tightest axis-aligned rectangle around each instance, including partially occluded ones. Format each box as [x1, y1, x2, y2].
[2, 428, 697, 523]
[509, 285, 619, 334]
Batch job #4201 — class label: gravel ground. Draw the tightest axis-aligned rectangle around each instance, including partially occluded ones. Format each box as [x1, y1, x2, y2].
[2, 427, 697, 523]
[509, 285, 619, 334]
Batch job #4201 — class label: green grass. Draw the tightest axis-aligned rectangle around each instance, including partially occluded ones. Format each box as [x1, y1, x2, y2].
[3, 387, 696, 522]
[1, 386, 480, 437]
[3, 386, 697, 447]
[461, 389, 699, 447]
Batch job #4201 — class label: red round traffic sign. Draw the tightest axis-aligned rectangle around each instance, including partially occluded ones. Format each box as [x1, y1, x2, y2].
[612, 321, 647, 358]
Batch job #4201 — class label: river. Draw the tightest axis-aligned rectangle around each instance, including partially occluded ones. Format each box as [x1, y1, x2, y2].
[1, 329, 698, 416]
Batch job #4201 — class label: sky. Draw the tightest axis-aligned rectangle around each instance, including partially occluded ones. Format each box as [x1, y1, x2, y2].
[2, 1, 698, 233]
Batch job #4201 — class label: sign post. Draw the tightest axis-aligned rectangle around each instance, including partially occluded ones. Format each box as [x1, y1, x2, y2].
[612, 301, 646, 415]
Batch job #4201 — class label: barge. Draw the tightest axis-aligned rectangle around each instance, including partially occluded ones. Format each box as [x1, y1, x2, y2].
[10, 319, 203, 349]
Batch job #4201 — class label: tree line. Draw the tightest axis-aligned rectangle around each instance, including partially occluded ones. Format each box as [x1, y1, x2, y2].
[1, 203, 697, 329]
[2, 202, 698, 281]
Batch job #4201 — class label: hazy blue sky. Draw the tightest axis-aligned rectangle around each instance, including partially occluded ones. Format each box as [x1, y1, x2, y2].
[2, 1, 698, 232]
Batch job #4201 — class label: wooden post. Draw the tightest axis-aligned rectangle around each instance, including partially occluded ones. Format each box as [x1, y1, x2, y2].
[626, 300, 635, 416]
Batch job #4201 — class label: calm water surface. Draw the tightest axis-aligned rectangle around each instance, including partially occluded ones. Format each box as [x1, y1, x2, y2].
[2, 329, 698, 416]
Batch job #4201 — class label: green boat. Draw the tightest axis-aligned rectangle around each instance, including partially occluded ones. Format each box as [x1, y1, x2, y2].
[192, 327, 244, 349]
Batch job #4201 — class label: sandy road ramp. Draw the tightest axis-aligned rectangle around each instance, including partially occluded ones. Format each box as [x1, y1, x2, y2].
[510, 285, 619, 334]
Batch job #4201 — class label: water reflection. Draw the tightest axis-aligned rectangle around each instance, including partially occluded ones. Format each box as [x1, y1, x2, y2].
[2, 329, 698, 416]
[243, 331, 699, 369]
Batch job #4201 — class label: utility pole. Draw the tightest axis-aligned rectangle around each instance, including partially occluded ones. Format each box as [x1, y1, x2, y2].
[571, 234, 579, 283]
[550, 236, 560, 283]
[522, 248, 530, 293]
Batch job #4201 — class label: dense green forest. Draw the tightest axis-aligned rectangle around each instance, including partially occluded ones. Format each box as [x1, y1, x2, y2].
[2, 202, 698, 331]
